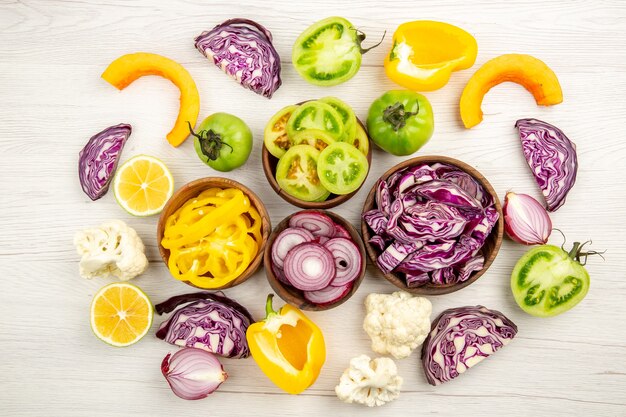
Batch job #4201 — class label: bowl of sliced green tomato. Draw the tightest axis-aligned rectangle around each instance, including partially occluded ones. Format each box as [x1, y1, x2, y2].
[262, 98, 372, 209]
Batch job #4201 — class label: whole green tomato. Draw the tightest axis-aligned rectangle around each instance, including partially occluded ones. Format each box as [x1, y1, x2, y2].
[367, 90, 434, 156]
[190, 113, 252, 172]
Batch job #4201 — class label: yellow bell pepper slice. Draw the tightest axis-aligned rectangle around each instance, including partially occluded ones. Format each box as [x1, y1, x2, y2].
[246, 295, 326, 394]
[384, 21, 477, 91]
[101, 52, 200, 147]
[459, 54, 563, 128]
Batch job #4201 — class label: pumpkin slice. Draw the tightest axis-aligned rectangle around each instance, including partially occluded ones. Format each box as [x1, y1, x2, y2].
[102, 52, 200, 147]
[460, 54, 562, 129]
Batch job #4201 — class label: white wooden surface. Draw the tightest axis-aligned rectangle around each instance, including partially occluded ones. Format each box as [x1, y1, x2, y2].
[1, 0, 625, 415]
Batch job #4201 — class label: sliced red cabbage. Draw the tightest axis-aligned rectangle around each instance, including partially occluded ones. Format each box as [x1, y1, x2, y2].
[421, 306, 518, 386]
[78, 123, 131, 200]
[194, 19, 281, 98]
[456, 255, 485, 282]
[271, 227, 315, 269]
[289, 211, 336, 237]
[430, 267, 457, 285]
[405, 271, 430, 287]
[324, 238, 361, 286]
[155, 292, 253, 359]
[368, 235, 388, 252]
[377, 240, 422, 274]
[516, 118, 578, 211]
[283, 242, 336, 291]
[363, 209, 388, 235]
[388, 201, 468, 243]
[413, 179, 482, 209]
[375, 180, 392, 215]
[303, 282, 352, 305]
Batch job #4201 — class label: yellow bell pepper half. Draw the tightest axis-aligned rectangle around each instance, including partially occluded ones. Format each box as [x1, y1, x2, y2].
[246, 295, 326, 394]
[384, 21, 477, 91]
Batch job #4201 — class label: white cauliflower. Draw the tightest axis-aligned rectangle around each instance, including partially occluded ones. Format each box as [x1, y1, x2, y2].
[74, 220, 148, 281]
[363, 291, 432, 359]
[335, 355, 403, 407]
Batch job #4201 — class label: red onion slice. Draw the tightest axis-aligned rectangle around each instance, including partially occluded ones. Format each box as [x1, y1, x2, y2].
[324, 237, 362, 286]
[289, 211, 336, 237]
[503, 192, 552, 245]
[283, 242, 336, 291]
[161, 348, 228, 400]
[333, 224, 351, 239]
[271, 227, 315, 269]
[304, 282, 352, 305]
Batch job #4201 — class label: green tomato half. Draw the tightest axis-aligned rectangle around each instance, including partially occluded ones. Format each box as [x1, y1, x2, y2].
[367, 90, 434, 156]
[193, 113, 252, 172]
[511, 244, 591, 317]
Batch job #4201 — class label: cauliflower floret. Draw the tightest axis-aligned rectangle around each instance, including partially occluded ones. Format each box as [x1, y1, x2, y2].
[335, 354, 403, 407]
[74, 220, 148, 281]
[363, 291, 432, 359]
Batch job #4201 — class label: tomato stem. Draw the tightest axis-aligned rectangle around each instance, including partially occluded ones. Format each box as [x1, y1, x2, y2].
[382, 102, 419, 132]
[567, 240, 606, 265]
[352, 27, 386, 54]
[187, 122, 233, 161]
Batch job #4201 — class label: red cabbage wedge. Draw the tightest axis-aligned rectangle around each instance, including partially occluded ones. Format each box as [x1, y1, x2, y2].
[78, 123, 131, 200]
[155, 292, 254, 359]
[421, 305, 517, 386]
[195, 19, 282, 98]
[515, 118, 578, 211]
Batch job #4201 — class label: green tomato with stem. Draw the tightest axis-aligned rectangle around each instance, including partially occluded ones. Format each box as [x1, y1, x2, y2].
[190, 113, 252, 172]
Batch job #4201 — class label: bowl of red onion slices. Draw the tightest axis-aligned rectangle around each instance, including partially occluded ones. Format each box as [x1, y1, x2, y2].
[264, 210, 366, 310]
[361, 156, 503, 295]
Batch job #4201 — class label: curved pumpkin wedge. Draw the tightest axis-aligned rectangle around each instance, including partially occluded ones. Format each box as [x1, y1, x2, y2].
[102, 53, 200, 147]
[460, 54, 562, 129]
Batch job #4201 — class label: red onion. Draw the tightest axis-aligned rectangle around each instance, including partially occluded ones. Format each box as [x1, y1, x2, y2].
[283, 242, 336, 290]
[503, 192, 552, 245]
[78, 123, 131, 200]
[271, 227, 314, 269]
[324, 238, 362, 286]
[304, 282, 352, 305]
[334, 224, 351, 239]
[289, 211, 336, 237]
[161, 348, 227, 400]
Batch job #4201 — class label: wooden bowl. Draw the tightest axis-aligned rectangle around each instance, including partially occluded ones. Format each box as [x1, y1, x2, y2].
[262, 102, 373, 209]
[264, 210, 366, 311]
[157, 177, 271, 290]
[361, 156, 504, 296]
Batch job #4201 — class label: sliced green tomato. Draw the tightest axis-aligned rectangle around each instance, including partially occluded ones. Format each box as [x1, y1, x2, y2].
[317, 142, 369, 195]
[349, 122, 369, 156]
[511, 245, 590, 317]
[312, 189, 331, 202]
[276, 145, 328, 202]
[264, 105, 299, 158]
[292, 17, 362, 86]
[286, 101, 344, 141]
[319, 97, 357, 141]
[291, 129, 336, 151]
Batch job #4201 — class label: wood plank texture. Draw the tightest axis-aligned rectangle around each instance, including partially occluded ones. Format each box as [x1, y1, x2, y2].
[1, 1, 625, 416]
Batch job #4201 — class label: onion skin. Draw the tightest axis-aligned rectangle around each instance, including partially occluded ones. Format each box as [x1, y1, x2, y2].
[78, 123, 131, 200]
[504, 192, 552, 245]
[161, 348, 227, 400]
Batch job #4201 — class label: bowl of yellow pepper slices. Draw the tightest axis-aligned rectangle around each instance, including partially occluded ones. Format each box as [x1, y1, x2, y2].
[157, 177, 271, 290]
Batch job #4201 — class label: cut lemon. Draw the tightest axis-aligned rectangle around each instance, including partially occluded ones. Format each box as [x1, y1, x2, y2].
[90, 282, 153, 347]
[113, 155, 174, 216]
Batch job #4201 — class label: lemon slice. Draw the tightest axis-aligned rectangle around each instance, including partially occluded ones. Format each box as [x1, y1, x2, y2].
[113, 155, 174, 216]
[90, 282, 153, 347]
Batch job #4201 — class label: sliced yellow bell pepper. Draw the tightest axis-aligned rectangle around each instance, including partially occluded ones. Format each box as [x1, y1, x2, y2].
[101, 52, 200, 147]
[384, 21, 477, 91]
[247, 295, 326, 394]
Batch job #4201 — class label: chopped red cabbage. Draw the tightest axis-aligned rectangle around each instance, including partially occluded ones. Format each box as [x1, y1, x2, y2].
[421, 305, 517, 385]
[78, 123, 131, 200]
[195, 19, 281, 98]
[515, 118, 578, 211]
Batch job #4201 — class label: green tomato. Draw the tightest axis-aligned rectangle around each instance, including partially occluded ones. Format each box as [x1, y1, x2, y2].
[264, 105, 298, 159]
[192, 113, 252, 172]
[511, 243, 592, 317]
[317, 142, 368, 195]
[367, 90, 434, 156]
[319, 96, 357, 141]
[275, 145, 328, 202]
[291, 129, 336, 151]
[286, 101, 345, 141]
